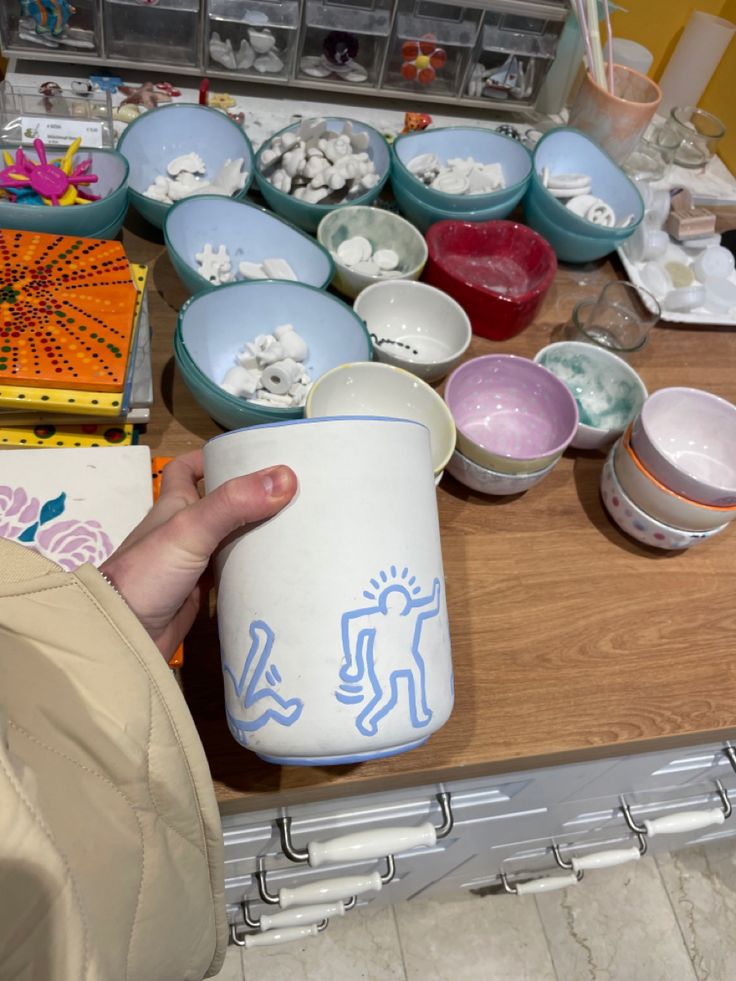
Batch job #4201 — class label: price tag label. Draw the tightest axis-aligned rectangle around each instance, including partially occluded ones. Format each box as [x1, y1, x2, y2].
[20, 116, 105, 148]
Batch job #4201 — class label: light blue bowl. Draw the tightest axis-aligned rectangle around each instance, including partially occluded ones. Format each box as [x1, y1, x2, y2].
[175, 280, 372, 430]
[0, 145, 128, 236]
[254, 117, 390, 234]
[117, 103, 254, 230]
[164, 195, 334, 294]
[391, 126, 532, 213]
[524, 191, 621, 263]
[393, 178, 523, 234]
[527, 128, 643, 242]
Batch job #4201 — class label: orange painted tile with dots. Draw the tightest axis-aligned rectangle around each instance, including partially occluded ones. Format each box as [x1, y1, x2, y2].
[0, 230, 138, 391]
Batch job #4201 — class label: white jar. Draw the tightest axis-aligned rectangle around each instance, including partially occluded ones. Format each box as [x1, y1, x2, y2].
[203, 417, 454, 765]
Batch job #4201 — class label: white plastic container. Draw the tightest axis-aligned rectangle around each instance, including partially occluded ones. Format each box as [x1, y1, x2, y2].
[203, 416, 454, 765]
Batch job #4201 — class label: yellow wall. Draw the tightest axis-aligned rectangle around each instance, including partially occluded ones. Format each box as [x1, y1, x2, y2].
[611, 1, 736, 170]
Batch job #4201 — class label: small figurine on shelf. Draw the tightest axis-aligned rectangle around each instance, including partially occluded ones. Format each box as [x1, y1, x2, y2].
[401, 111, 433, 134]
[301, 30, 368, 84]
[117, 81, 173, 110]
[18, 0, 94, 48]
[401, 35, 446, 86]
[0, 138, 99, 207]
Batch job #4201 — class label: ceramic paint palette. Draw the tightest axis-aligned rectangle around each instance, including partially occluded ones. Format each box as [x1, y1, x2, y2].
[0, 230, 138, 390]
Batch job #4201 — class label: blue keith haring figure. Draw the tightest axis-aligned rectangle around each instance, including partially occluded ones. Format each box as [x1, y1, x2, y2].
[224, 620, 303, 745]
[335, 567, 441, 737]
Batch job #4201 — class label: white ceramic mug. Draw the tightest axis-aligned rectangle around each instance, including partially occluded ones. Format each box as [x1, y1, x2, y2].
[203, 417, 454, 765]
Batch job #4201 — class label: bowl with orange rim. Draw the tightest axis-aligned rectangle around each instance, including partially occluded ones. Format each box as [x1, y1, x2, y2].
[613, 425, 736, 532]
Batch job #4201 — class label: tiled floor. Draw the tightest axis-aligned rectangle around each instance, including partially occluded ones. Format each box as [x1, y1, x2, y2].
[218, 841, 736, 980]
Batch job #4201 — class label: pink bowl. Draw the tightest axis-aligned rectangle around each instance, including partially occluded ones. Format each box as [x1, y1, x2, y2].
[424, 220, 557, 341]
[444, 354, 579, 474]
[631, 387, 736, 507]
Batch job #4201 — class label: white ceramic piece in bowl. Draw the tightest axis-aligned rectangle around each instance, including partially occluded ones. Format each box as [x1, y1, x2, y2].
[353, 280, 472, 384]
[613, 437, 736, 532]
[317, 206, 428, 300]
[446, 448, 558, 495]
[304, 361, 456, 476]
[204, 417, 454, 765]
[533, 341, 647, 451]
[600, 445, 729, 550]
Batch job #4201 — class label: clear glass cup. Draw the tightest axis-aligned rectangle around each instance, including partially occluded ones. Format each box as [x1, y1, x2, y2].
[623, 124, 682, 182]
[566, 281, 661, 359]
[668, 106, 726, 168]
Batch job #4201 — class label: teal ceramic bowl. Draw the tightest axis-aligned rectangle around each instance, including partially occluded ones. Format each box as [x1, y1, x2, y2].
[390, 126, 532, 213]
[175, 280, 372, 430]
[254, 117, 391, 234]
[92, 199, 129, 240]
[316, 205, 427, 299]
[117, 103, 254, 230]
[164, 195, 334, 294]
[0, 145, 128, 236]
[393, 178, 522, 234]
[533, 341, 647, 451]
[523, 191, 623, 263]
[527, 128, 643, 242]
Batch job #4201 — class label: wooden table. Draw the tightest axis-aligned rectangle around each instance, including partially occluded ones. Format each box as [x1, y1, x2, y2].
[123, 213, 736, 816]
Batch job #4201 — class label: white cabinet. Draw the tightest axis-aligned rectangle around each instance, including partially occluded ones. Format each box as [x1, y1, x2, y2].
[224, 742, 736, 945]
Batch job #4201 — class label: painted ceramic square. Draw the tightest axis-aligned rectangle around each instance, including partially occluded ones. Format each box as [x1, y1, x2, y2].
[0, 445, 153, 570]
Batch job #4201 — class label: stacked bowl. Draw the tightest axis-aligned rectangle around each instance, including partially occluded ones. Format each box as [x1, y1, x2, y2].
[254, 117, 390, 233]
[523, 128, 643, 263]
[117, 103, 255, 229]
[443, 354, 579, 495]
[390, 127, 532, 233]
[601, 387, 736, 549]
[0, 145, 129, 238]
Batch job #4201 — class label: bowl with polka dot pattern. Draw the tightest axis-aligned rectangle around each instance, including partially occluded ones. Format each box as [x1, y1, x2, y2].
[600, 442, 729, 550]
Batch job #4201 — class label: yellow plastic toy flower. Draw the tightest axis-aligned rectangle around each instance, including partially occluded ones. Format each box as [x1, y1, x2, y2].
[208, 92, 237, 110]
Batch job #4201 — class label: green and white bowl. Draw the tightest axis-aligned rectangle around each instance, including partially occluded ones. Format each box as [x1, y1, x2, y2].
[534, 341, 647, 451]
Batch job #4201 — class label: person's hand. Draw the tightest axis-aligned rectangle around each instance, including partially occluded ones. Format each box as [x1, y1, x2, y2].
[99, 450, 297, 660]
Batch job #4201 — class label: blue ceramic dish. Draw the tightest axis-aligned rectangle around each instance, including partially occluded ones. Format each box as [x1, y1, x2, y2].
[254, 117, 390, 233]
[164, 195, 334, 294]
[524, 191, 624, 263]
[392, 177, 524, 234]
[0, 145, 128, 236]
[117, 103, 254, 230]
[390, 126, 532, 213]
[175, 280, 372, 430]
[526, 128, 643, 244]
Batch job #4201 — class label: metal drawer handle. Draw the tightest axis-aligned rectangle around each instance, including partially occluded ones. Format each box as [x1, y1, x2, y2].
[621, 780, 731, 837]
[501, 870, 582, 895]
[278, 792, 453, 867]
[230, 921, 327, 949]
[256, 858, 394, 909]
[242, 897, 355, 932]
[552, 835, 646, 873]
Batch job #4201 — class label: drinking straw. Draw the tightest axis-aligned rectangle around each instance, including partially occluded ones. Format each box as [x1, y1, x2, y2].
[585, 0, 608, 88]
[573, 0, 596, 81]
[603, 0, 615, 92]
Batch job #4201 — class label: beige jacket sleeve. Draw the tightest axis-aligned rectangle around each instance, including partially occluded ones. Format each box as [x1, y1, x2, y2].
[0, 538, 227, 981]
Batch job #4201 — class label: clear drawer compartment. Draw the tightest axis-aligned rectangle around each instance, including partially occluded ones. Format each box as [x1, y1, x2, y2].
[103, 0, 202, 67]
[297, 0, 392, 88]
[383, 0, 482, 98]
[207, 0, 299, 80]
[1, 0, 101, 56]
[464, 9, 564, 104]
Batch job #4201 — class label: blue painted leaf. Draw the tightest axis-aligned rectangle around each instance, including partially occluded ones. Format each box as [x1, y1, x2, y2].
[18, 522, 39, 543]
[39, 492, 66, 525]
